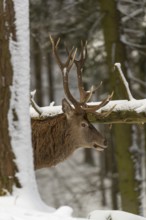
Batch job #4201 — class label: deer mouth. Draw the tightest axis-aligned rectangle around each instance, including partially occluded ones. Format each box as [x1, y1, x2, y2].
[93, 143, 107, 151]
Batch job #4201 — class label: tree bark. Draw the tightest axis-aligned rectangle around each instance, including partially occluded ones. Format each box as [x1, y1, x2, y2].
[46, 51, 55, 102]
[33, 33, 43, 106]
[0, 0, 20, 195]
[88, 106, 146, 124]
[99, 0, 140, 214]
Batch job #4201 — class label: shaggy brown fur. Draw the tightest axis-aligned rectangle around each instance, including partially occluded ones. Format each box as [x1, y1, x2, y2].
[31, 99, 107, 169]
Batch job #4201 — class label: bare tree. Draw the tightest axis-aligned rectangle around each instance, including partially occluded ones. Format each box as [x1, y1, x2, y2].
[0, 0, 20, 195]
[99, 0, 144, 214]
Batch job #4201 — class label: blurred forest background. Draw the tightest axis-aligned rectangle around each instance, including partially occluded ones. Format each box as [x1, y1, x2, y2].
[29, 0, 146, 217]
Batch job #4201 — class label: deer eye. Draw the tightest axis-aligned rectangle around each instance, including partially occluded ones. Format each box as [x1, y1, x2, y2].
[81, 122, 88, 128]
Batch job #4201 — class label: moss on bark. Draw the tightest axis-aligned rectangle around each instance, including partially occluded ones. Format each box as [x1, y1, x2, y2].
[0, 0, 20, 196]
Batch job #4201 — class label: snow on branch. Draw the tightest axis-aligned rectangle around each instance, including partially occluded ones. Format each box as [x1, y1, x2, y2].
[30, 98, 146, 124]
[114, 63, 134, 100]
[30, 62, 146, 124]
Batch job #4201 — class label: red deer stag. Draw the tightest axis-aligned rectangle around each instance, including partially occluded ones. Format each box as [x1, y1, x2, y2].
[31, 37, 112, 170]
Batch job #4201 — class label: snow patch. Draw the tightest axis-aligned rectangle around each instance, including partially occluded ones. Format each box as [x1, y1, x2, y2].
[88, 210, 146, 220]
[30, 99, 146, 118]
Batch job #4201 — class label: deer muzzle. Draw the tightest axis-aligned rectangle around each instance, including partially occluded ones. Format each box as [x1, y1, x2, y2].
[93, 138, 108, 151]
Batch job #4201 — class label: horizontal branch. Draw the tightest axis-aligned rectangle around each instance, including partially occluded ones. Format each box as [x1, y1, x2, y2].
[89, 100, 146, 124]
[30, 99, 146, 124]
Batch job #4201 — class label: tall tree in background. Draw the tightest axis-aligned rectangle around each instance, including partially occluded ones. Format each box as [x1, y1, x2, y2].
[99, 0, 141, 214]
[0, 0, 20, 195]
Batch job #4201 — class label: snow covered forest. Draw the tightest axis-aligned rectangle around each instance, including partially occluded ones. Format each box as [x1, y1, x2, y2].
[0, 0, 146, 220]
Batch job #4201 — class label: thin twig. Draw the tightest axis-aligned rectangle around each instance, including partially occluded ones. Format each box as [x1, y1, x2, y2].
[114, 63, 134, 101]
[30, 90, 42, 115]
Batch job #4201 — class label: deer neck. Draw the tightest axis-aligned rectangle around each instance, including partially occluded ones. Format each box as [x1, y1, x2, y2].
[32, 114, 78, 169]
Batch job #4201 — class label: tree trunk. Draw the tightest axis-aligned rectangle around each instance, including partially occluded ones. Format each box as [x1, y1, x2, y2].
[0, 0, 20, 195]
[46, 51, 55, 102]
[99, 0, 140, 214]
[33, 33, 43, 106]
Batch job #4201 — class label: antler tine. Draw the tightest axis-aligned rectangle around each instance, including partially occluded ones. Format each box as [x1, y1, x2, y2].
[73, 42, 95, 105]
[64, 44, 77, 71]
[50, 35, 77, 72]
[50, 35, 82, 110]
[73, 41, 87, 68]
[62, 48, 83, 109]
[66, 41, 102, 105]
[66, 47, 77, 72]
[83, 82, 103, 103]
[66, 41, 100, 105]
[49, 35, 63, 70]
[82, 92, 114, 112]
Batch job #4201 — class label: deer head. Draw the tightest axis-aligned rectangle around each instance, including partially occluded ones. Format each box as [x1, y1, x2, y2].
[49, 36, 112, 147]
[62, 98, 107, 151]
[31, 37, 112, 169]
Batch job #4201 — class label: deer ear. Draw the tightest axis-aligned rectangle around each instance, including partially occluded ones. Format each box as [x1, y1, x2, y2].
[62, 98, 74, 118]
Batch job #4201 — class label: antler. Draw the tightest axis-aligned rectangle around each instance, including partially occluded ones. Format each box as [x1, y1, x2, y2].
[72, 41, 96, 104]
[65, 41, 102, 105]
[50, 36, 113, 116]
[49, 35, 83, 111]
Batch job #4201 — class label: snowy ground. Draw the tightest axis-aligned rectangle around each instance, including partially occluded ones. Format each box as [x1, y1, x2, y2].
[35, 148, 146, 218]
[0, 197, 146, 220]
[35, 148, 110, 217]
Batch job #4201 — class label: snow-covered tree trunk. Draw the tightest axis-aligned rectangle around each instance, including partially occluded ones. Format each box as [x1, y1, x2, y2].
[0, 0, 43, 208]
